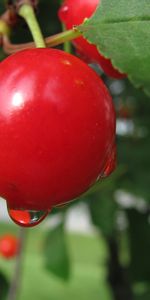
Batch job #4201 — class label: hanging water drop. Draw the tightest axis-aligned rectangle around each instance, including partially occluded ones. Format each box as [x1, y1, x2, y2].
[7, 207, 49, 227]
[101, 144, 117, 178]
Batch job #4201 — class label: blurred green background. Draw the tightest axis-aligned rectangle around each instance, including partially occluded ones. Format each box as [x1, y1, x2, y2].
[0, 0, 150, 300]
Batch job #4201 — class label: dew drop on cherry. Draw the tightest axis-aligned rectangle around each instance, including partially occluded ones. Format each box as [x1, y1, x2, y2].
[7, 207, 49, 227]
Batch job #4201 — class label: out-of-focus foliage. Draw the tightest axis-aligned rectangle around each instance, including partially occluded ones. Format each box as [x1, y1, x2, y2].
[44, 222, 70, 281]
[116, 81, 150, 201]
[0, 271, 9, 300]
[127, 209, 150, 282]
[88, 190, 118, 237]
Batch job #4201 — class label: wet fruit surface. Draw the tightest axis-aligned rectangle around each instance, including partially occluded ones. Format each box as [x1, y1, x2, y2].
[0, 48, 115, 221]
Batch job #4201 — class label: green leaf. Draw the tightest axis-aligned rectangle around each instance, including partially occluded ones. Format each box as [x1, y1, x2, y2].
[0, 271, 9, 300]
[88, 190, 118, 236]
[79, 0, 150, 96]
[127, 209, 150, 282]
[44, 222, 70, 281]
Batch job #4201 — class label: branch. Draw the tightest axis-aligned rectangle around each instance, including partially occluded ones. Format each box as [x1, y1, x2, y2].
[6, 228, 28, 300]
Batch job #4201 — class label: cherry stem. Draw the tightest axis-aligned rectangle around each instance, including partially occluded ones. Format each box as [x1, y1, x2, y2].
[6, 228, 28, 300]
[18, 3, 46, 48]
[46, 27, 81, 48]
[62, 23, 72, 53]
[2, 28, 81, 54]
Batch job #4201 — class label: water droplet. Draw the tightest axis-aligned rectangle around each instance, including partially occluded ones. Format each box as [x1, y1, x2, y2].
[74, 79, 84, 86]
[7, 207, 49, 227]
[61, 59, 72, 66]
[101, 144, 117, 178]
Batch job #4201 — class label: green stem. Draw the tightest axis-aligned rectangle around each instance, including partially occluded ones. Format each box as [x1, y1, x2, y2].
[18, 4, 46, 48]
[61, 23, 72, 53]
[2, 29, 82, 55]
[6, 228, 28, 300]
[46, 28, 81, 48]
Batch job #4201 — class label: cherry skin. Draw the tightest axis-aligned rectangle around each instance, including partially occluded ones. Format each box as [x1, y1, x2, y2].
[58, 0, 126, 79]
[0, 48, 115, 213]
[0, 234, 19, 259]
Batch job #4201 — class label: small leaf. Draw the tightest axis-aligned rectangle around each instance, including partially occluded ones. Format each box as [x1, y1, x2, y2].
[44, 222, 70, 281]
[79, 0, 150, 96]
[88, 190, 118, 236]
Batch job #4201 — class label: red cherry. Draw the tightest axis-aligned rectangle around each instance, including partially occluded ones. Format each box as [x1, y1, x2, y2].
[0, 234, 19, 259]
[58, 0, 126, 79]
[0, 48, 115, 224]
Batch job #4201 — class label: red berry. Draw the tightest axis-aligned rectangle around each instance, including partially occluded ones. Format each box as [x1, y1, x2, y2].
[0, 48, 115, 223]
[58, 0, 126, 79]
[0, 234, 19, 259]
